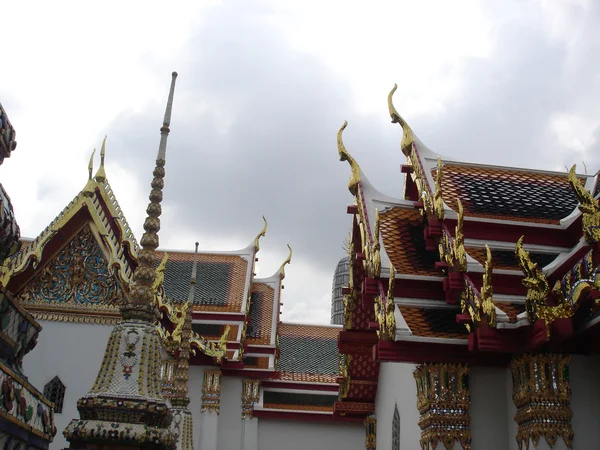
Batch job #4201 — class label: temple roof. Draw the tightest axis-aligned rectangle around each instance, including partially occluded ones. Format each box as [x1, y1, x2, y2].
[277, 323, 340, 384]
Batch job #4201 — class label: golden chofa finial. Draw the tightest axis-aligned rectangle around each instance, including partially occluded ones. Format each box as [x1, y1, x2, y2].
[94, 135, 108, 182]
[82, 149, 97, 196]
[279, 244, 292, 279]
[254, 216, 268, 252]
[388, 84, 414, 157]
[568, 164, 600, 244]
[337, 121, 361, 196]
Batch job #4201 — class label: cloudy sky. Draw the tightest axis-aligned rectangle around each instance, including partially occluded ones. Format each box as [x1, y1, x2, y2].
[2, 0, 599, 323]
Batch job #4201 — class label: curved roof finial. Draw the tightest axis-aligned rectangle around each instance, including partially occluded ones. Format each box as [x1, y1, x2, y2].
[94, 136, 108, 182]
[254, 216, 268, 252]
[279, 244, 292, 279]
[123, 71, 178, 321]
[337, 121, 361, 195]
[82, 149, 97, 196]
[388, 84, 414, 157]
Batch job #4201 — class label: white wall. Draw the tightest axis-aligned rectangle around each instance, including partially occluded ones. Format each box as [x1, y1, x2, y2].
[217, 376, 243, 450]
[188, 365, 206, 450]
[376, 362, 421, 449]
[258, 418, 363, 450]
[23, 320, 113, 450]
[470, 367, 509, 450]
[570, 354, 600, 450]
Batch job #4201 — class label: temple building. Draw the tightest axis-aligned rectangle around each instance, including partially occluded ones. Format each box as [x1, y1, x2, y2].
[2, 75, 600, 450]
[0, 102, 55, 450]
[334, 85, 600, 450]
[331, 256, 350, 325]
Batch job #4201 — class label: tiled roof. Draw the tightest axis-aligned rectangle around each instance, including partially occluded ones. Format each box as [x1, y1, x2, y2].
[379, 207, 439, 276]
[438, 165, 585, 224]
[246, 282, 275, 345]
[399, 306, 469, 340]
[466, 247, 559, 271]
[277, 323, 340, 383]
[156, 251, 249, 312]
[496, 303, 526, 323]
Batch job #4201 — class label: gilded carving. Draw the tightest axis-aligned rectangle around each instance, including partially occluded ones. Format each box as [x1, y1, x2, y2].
[337, 121, 361, 196]
[241, 379, 260, 419]
[438, 200, 466, 272]
[511, 354, 573, 449]
[338, 354, 352, 400]
[414, 364, 471, 450]
[364, 210, 381, 278]
[568, 164, 600, 244]
[190, 325, 230, 363]
[201, 370, 221, 414]
[480, 246, 496, 327]
[433, 156, 445, 220]
[515, 237, 583, 338]
[16, 226, 126, 321]
[374, 264, 396, 340]
[364, 415, 376, 450]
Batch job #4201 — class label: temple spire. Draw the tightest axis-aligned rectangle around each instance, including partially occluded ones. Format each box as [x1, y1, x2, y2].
[64, 72, 180, 450]
[125, 71, 178, 321]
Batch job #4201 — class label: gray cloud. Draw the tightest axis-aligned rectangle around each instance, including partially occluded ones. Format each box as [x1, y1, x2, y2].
[99, 1, 600, 322]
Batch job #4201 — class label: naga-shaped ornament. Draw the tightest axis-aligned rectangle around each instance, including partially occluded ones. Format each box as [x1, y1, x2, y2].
[375, 264, 396, 340]
[388, 84, 414, 157]
[439, 200, 467, 272]
[337, 121, 361, 196]
[480, 246, 496, 327]
[432, 156, 445, 220]
[515, 237, 570, 338]
[191, 325, 230, 364]
[365, 210, 382, 278]
[568, 164, 600, 244]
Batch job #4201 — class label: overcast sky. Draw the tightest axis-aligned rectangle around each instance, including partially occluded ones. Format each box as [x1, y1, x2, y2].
[2, 0, 599, 324]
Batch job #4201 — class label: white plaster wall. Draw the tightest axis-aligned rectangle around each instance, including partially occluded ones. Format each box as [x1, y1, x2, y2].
[258, 418, 363, 450]
[217, 376, 243, 450]
[375, 362, 421, 449]
[570, 354, 600, 450]
[189, 365, 206, 450]
[470, 367, 509, 450]
[23, 320, 113, 450]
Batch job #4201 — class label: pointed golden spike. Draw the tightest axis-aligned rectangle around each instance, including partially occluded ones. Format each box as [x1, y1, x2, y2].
[279, 244, 293, 279]
[253, 216, 268, 252]
[337, 121, 361, 195]
[82, 149, 97, 196]
[387, 84, 414, 157]
[94, 135, 108, 182]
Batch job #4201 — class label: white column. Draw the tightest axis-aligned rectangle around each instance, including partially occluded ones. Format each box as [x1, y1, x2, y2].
[199, 370, 221, 450]
[240, 380, 260, 450]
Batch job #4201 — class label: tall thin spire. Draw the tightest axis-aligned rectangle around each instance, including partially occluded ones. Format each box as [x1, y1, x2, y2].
[64, 72, 180, 450]
[124, 71, 178, 321]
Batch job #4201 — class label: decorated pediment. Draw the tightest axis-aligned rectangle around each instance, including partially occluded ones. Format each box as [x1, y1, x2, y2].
[15, 224, 127, 324]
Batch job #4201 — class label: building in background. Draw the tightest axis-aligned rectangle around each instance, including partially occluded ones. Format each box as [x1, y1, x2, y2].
[331, 256, 350, 325]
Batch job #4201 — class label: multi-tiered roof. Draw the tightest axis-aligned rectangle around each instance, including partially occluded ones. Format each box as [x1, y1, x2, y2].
[334, 84, 600, 419]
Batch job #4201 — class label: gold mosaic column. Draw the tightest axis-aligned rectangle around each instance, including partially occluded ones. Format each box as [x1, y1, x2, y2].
[201, 370, 222, 414]
[241, 380, 260, 419]
[510, 354, 573, 450]
[413, 364, 471, 450]
[364, 415, 376, 450]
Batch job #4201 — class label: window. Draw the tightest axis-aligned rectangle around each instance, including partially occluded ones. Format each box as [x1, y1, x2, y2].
[43, 376, 66, 414]
[392, 404, 400, 450]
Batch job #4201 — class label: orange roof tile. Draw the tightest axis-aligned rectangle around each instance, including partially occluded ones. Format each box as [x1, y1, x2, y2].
[399, 306, 468, 340]
[379, 208, 439, 276]
[156, 250, 249, 313]
[246, 282, 275, 345]
[438, 165, 585, 224]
